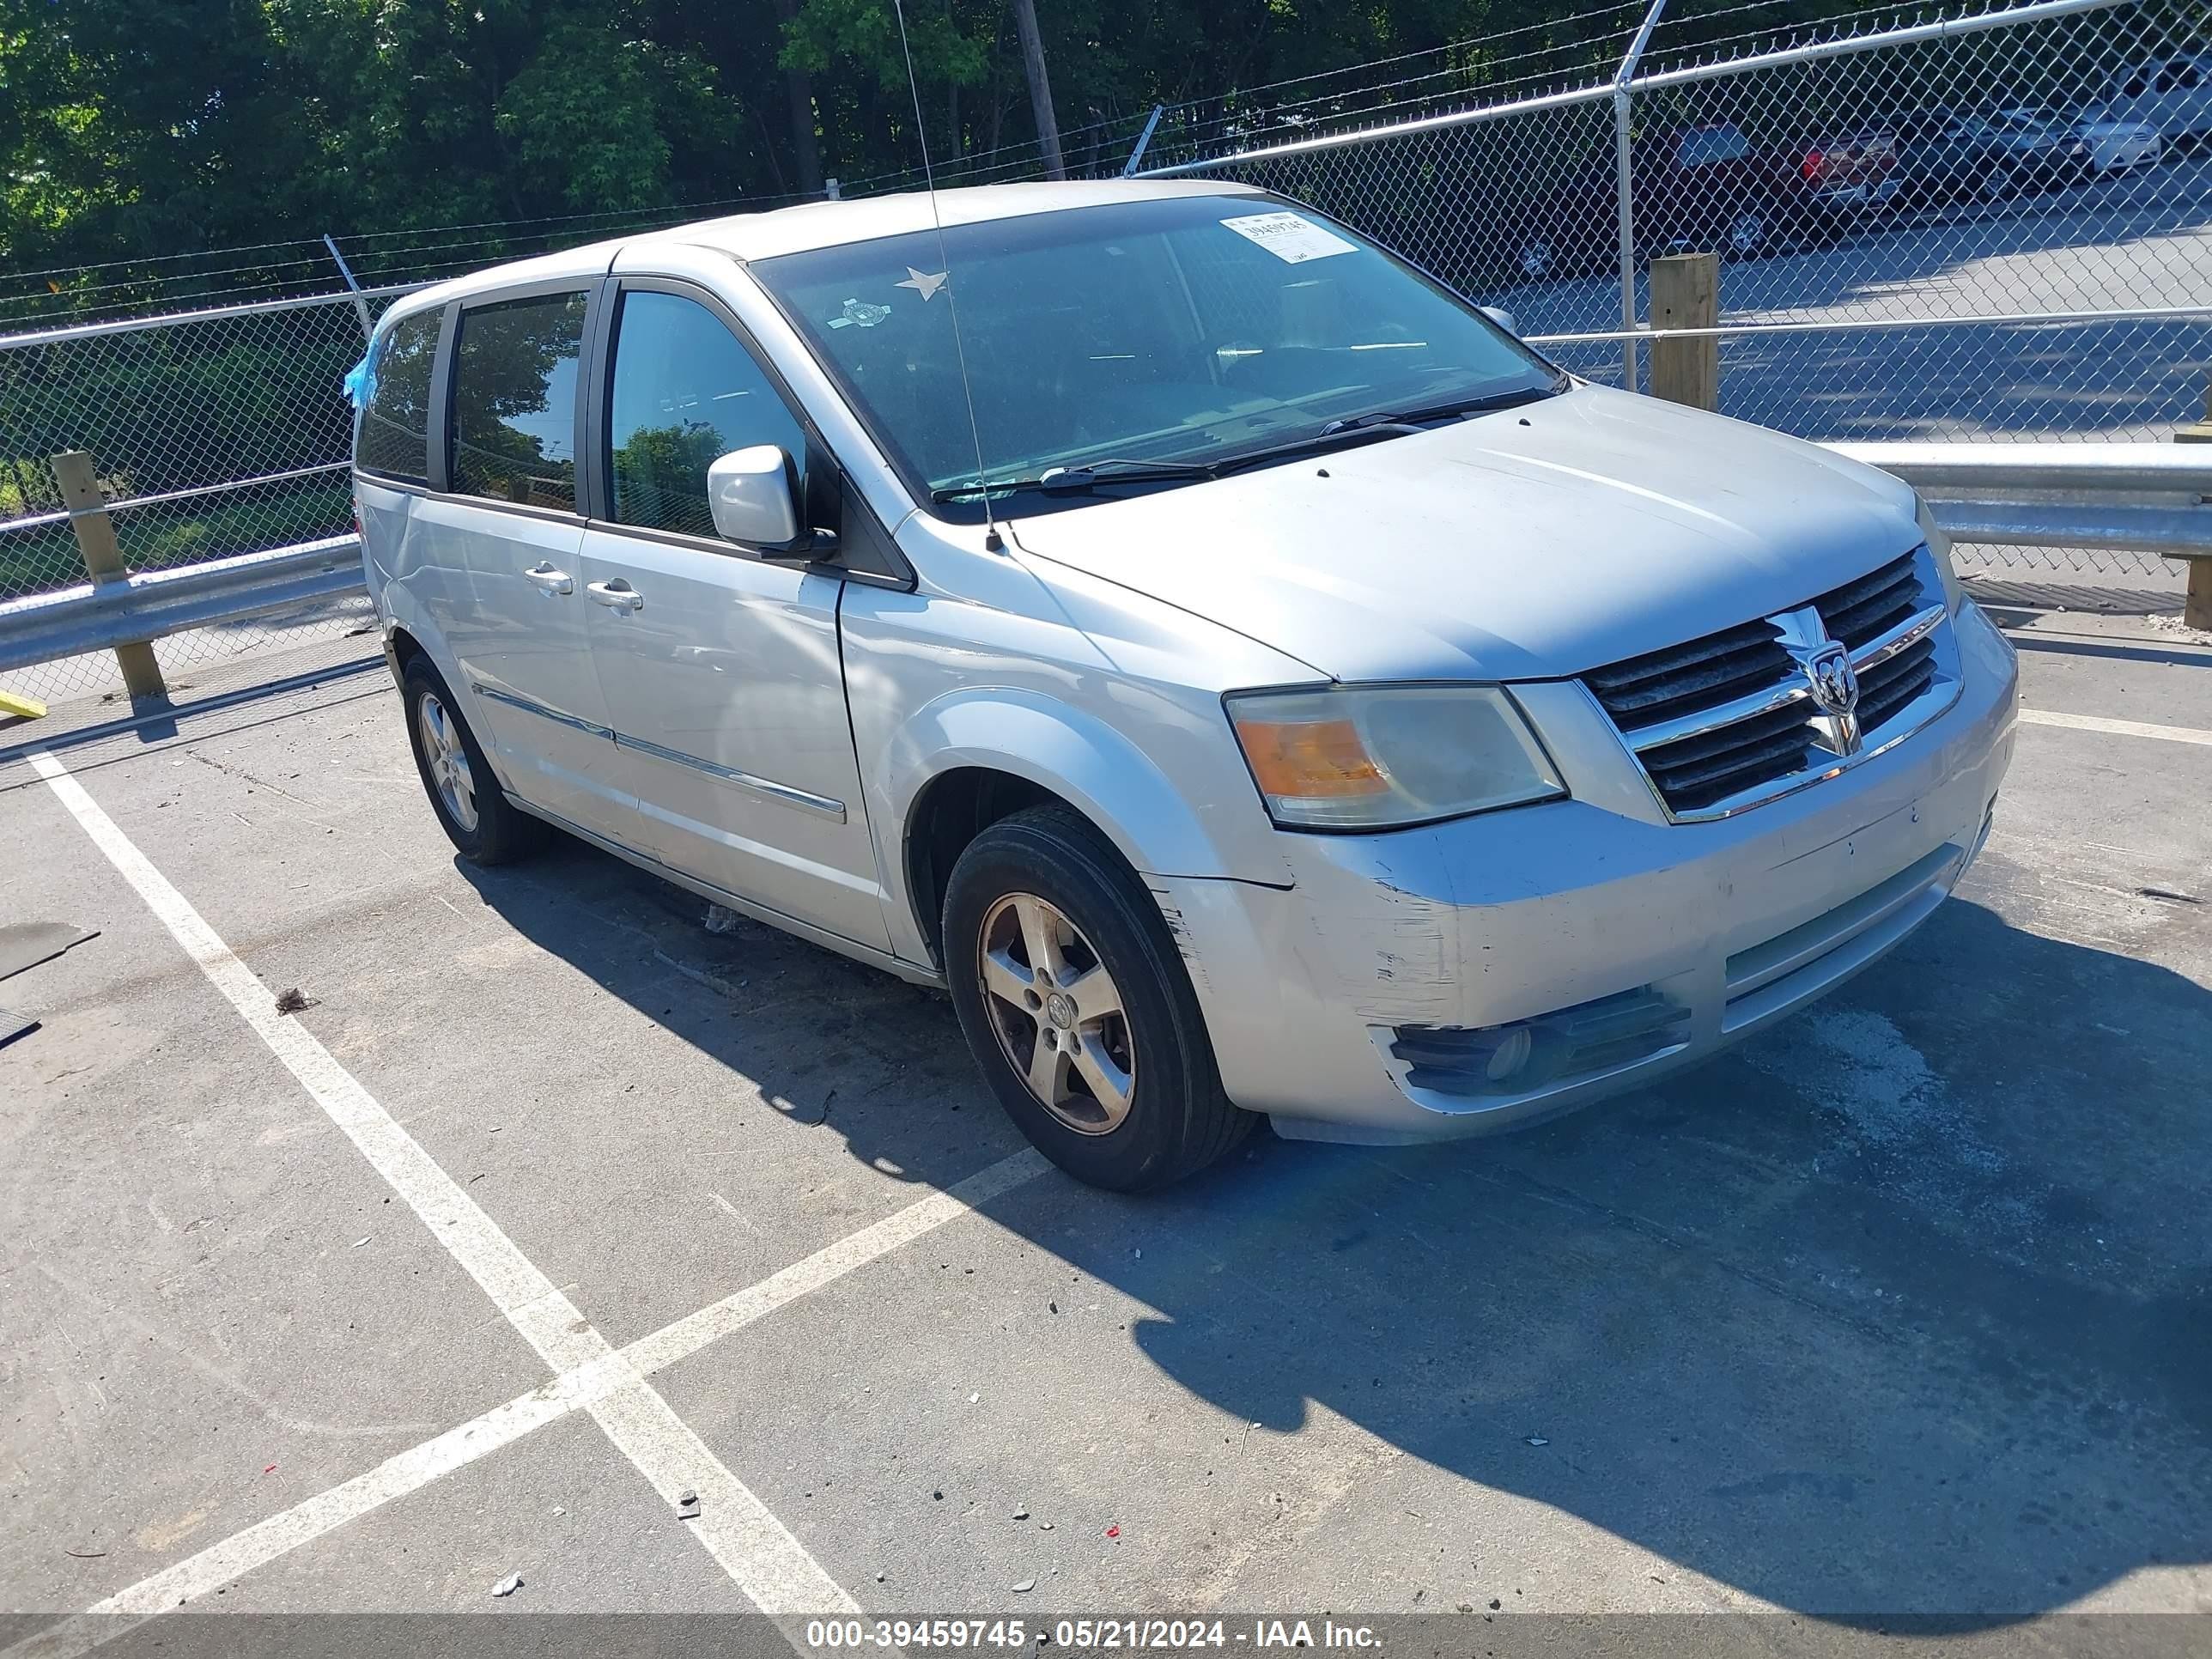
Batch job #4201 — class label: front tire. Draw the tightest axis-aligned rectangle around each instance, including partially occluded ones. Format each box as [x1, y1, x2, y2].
[401, 656, 543, 865]
[943, 805, 1253, 1192]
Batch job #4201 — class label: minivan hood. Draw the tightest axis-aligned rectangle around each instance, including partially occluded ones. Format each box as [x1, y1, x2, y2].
[1006, 383, 1921, 684]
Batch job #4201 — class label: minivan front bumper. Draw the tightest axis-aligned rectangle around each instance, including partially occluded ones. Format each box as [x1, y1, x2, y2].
[1155, 600, 2018, 1143]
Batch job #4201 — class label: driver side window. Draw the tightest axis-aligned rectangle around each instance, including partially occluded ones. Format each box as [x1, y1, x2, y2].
[606, 289, 807, 541]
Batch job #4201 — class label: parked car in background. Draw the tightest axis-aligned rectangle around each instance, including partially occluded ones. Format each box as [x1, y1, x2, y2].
[354, 180, 2016, 1191]
[1875, 109, 2022, 204]
[2069, 107, 2164, 175]
[2106, 51, 2212, 146]
[1984, 106, 2080, 186]
[1508, 119, 1890, 282]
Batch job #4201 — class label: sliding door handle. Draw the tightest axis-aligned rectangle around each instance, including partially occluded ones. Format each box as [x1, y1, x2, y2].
[586, 579, 643, 612]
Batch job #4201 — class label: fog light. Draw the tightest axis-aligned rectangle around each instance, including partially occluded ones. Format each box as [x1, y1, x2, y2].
[1484, 1025, 1534, 1082]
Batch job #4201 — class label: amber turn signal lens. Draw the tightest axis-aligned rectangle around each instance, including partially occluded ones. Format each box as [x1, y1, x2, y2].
[1232, 715, 1389, 799]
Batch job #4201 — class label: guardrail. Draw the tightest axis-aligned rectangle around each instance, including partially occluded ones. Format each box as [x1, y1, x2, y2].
[1836, 441, 2212, 628]
[1, 443, 2206, 699]
[0, 535, 363, 678]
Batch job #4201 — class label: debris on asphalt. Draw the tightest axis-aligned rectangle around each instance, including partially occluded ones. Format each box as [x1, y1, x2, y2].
[263, 1464, 276, 1474]
[1038, 1521, 1053, 1530]
[703, 904, 742, 935]
[875, 1571, 886, 1583]
[676, 1490, 701, 1519]
[1105, 1525, 1120, 1539]
[351, 1237, 368, 1249]
[63, 1548, 106, 1559]
[1488, 1599, 1501, 1611]
[1012, 1506, 1030, 1520]
[933, 1490, 944, 1501]
[1012, 1578, 1036, 1594]
[1048, 1301, 1058, 1314]
[491, 1573, 522, 1597]
[969, 1392, 980, 1403]
[1525, 1436, 1549, 1447]
[273, 988, 313, 1015]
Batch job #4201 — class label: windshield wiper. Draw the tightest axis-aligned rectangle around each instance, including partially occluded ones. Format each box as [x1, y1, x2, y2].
[929, 459, 1217, 503]
[1319, 384, 1554, 436]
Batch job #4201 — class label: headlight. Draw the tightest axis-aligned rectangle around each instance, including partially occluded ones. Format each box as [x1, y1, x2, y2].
[1225, 684, 1566, 831]
[1915, 494, 1966, 613]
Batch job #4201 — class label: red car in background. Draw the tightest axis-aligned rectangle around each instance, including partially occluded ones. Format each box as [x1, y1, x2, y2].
[1505, 119, 1896, 283]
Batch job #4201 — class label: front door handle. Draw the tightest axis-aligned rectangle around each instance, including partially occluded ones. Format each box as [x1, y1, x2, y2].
[520, 562, 573, 595]
[586, 579, 643, 612]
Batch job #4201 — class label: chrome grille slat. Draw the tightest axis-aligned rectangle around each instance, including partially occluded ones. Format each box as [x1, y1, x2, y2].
[1814, 551, 1921, 649]
[1581, 544, 1957, 821]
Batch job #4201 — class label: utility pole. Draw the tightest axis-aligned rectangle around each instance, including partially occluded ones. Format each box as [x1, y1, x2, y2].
[771, 0, 824, 197]
[1011, 0, 1066, 179]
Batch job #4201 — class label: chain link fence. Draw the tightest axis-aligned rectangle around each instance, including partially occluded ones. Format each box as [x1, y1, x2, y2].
[3, 0, 2206, 714]
[0, 288, 416, 703]
[1142, 0, 2212, 578]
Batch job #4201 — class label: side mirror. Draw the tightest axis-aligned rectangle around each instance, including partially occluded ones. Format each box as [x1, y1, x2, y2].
[1480, 305, 1519, 337]
[707, 445, 800, 549]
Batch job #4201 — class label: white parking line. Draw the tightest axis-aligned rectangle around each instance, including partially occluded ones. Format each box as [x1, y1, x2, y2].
[5, 1150, 1046, 1659]
[2019, 707, 2212, 747]
[22, 749, 1048, 1648]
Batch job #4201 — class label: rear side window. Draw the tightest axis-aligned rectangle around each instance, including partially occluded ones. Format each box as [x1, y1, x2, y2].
[449, 290, 589, 510]
[605, 290, 807, 541]
[1677, 126, 1750, 167]
[357, 310, 440, 482]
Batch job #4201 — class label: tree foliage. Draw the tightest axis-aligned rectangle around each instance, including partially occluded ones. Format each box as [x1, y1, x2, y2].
[0, 0, 1903, 285]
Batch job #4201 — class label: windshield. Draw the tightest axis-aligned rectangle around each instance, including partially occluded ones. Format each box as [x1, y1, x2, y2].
[750, 192, 1560, 519]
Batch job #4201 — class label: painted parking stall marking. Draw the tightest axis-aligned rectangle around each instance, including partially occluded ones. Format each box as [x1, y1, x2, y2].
[25, 748, 878, 1633]
[2018, 706, 2212, 747]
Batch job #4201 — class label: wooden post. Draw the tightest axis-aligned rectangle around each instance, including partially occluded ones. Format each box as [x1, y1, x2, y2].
[1648, 252, 1720, 412]
[52, 450, 167, 700]
[2176, 399, 2212, 631]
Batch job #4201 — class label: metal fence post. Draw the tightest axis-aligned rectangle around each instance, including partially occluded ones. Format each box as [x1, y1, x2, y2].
[1121, 106, 1168, 178]
[52, 450, 167, 700]
[323, 234, 374, 342]
[1613, 0, 1668, 395]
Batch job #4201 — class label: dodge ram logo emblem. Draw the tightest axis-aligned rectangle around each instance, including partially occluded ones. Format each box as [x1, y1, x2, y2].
[1804, 642, 1859, 717]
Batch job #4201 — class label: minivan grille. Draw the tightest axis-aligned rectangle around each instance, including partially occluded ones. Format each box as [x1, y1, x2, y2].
[1815, 550, 1920, 649]
[1583, 546, 1953, 820]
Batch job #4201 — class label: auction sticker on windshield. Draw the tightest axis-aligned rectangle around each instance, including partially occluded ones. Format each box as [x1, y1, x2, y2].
[1219, 210, 1357, 263]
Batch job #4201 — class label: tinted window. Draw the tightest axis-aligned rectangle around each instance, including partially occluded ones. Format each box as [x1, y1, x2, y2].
[449, 291, 588, 509]
[606, 291, 807, 540]
[358, 309, 440, 481]
[1677, 126, 1750, 166]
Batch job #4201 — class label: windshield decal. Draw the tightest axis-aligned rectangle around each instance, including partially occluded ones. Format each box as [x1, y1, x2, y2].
[827, 296, 893, 330]
[895, 266, 950, 301]
[1218, 210, 1357, 264]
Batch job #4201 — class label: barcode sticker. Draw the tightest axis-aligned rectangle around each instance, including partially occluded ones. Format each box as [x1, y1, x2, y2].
[1218, 211, 1358, 264]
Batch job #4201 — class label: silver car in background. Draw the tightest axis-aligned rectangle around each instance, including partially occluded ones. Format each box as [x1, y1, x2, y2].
[351, 180, 2017, 1191]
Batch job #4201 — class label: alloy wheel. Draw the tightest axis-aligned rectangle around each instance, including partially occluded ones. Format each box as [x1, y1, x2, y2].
[977, 892, 1136, 1135]
[416, 691, 479, 834]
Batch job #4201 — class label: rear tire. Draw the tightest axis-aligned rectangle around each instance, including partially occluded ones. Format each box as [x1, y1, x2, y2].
[400, 656, 544, 865]
[943, 804, 1253, 1192]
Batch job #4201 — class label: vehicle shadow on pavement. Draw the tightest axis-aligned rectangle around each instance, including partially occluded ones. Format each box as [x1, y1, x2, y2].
[461, 838, 2212, 1626]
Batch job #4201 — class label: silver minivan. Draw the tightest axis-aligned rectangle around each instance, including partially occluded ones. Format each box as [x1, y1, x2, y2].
[352, 180, 2017, 1191]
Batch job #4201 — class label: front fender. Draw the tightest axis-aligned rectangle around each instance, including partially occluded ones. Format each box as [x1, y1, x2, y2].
[884, 686, 1249, 884]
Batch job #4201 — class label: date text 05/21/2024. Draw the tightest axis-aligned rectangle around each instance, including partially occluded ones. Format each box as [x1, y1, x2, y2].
[801, 1620, 1385, 1650]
